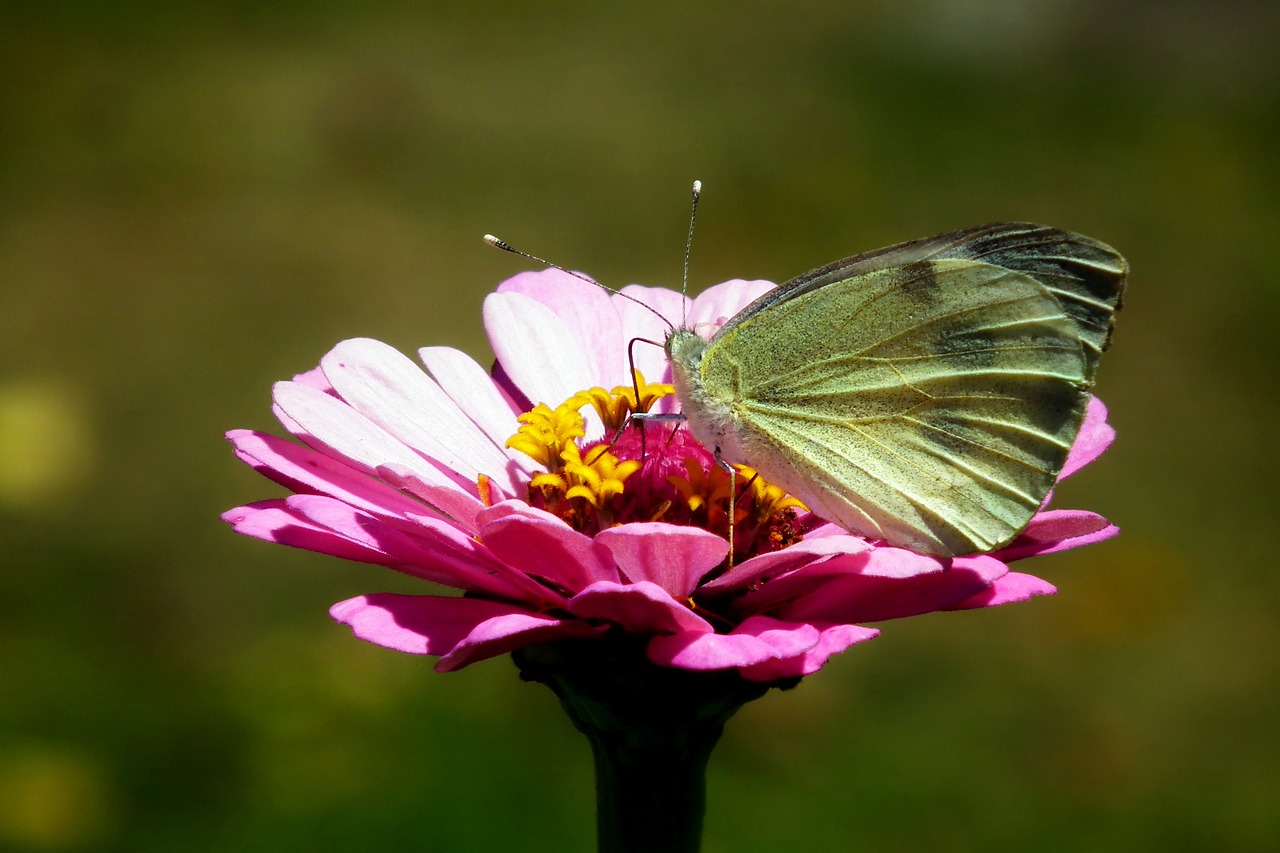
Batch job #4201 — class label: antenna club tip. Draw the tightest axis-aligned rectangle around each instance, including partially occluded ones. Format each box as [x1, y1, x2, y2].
[483, 234, 511, 251]
[692, 179, 702, 195]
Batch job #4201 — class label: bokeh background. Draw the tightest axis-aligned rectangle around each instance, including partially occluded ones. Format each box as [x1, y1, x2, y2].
[3, 2, 1277, 850]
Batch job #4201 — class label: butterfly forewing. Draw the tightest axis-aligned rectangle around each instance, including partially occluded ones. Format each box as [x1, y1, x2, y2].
[698, 233, 1120, 556]
[718, 223, 1126, 382]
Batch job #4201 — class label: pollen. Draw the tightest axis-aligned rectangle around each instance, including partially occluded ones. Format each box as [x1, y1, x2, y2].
[580, 372, 673, 434]
[505, 374, 809, 556]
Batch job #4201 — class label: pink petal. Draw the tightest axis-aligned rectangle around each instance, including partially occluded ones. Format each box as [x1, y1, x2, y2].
[1060, 395, 1114, 480]
[593, 523, 728, 598]
[291, 365, 335, 393]
[776, 554, 1009, 623]
[567, 581, 714, 634]
[613, 285, 687, 390]
[497, 270, 630, 387]
[685, 279, 776, 330]
[330, 593, 528, 655]
[375, 464, 484, 536]
[729, 547, 946, 615]
[483, 290, 603, 434]
[280, 494, 558, 604]
[477, 502, 621, 592]
[223, 500, 398, 564]
[227, 429, 430, 521]
[948, 571, 1057, 610]
[437, 611, 603, 672]
[740, 623, 880, 682]
[647, 615, 821, 671]
[994, 509, 1119, 561]
[321, 338, 521, 494]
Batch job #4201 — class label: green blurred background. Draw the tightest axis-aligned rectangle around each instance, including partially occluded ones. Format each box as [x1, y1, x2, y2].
[3, 2, 1277, 850]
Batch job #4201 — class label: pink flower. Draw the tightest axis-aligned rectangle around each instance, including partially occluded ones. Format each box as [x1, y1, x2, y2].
[223, 271, 1118, 682]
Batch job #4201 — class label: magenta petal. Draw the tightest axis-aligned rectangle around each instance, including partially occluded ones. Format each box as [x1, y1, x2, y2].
[283, 494, 556, 603]
[223, 500, 399, 564]
[700, 534, 872, 594]
[477, 502, 621, 591]
[777, 554, 1009, 623]
[437, 611, 603, 672]
[593, 523, 727, 598]
[568, 581, 714, 634]
[330, 593, 526, 655]
[731, 547, 946, 615]
[948, 571, 1056, 610]
[1060, 395, 1114, 480]
[994, 509, 1119, 561]
[739, 623, 880, 682]
[647, 615, 820, 671]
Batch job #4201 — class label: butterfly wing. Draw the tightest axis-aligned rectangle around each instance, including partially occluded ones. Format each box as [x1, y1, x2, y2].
[699, 225, 1125, 556]
[717, 222, 1126, 382]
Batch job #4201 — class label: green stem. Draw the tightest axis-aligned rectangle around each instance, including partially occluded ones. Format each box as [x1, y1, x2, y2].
[513, 634, 789, 853]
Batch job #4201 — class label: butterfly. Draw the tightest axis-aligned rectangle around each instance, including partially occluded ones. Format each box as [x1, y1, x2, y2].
[664, 222, 1126, 556]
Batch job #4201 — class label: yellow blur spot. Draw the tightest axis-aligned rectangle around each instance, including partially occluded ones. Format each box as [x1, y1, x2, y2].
[0, 743, 115, 848]
[0, 378, 95, 510]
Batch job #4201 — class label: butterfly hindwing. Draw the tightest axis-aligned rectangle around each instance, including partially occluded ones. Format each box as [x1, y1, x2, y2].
[696, 225, 1124, 556]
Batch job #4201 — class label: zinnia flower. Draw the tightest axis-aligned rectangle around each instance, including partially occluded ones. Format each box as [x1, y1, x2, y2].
[223, 270, 1117, 682]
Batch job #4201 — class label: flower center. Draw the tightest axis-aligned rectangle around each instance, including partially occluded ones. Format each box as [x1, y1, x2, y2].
[505, 374, 809, 564]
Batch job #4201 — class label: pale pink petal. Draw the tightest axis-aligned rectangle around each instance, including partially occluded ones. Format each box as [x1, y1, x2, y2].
[417, 346, 533, 472]
[1061, 395, 1114, 479]
[854, 546, 948, 579]
[321, 338, 520, 493]
[686, 279, 776, 330]
[227, 429, 431, 521]
[222, 500, 397, 564]
[330, 594, 527, 655]
[994, 509, 1119, 561]
[740, 623, 880, 682]
[647, 615, 820, 671]
[483, 290, 604, 435]
[594, 523, 727, 598]
[437, 611, 604, 672]
[273, 380, 446, 479]
[700, 534, 872, 594]
[272, 380, 483, 523]
[477, 502, 621, 591]
[567, 581, 714, 634]
[948, 571, 1057, 610]
[497, 270, 630, 386]
[775, 554, 1008, 623]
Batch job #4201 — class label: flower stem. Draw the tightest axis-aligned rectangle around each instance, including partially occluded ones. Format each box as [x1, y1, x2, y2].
[513, 634, 786, 853]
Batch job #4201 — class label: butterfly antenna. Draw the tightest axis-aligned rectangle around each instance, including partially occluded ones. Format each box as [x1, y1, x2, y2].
[682, 179, 702, 328]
